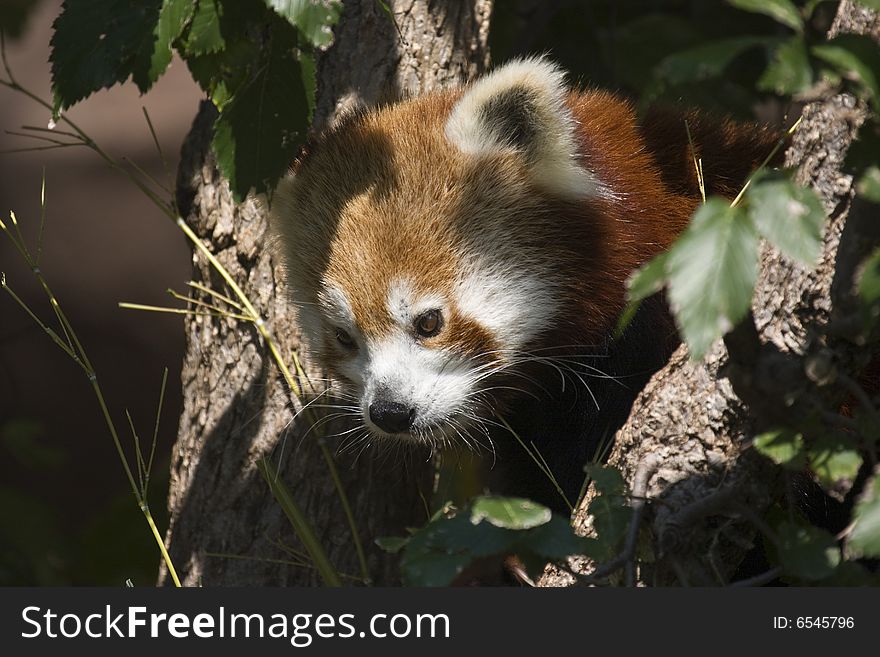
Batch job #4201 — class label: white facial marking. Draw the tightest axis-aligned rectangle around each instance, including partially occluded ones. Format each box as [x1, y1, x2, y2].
[454, 261, 558, 353]
[363, 332, 472, 437]
[386, 277, 446, 326]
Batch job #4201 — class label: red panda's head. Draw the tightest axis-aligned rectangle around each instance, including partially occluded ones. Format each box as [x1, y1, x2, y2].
[271, 58, 628, 446]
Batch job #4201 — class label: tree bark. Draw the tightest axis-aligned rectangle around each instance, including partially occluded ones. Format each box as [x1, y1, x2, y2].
[160, 0, 492, 586]
[540, 0, 879, 587]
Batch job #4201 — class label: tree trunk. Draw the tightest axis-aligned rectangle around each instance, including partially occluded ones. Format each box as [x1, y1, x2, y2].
[540, 0, 879, 587]
[160, 0, 493, 586]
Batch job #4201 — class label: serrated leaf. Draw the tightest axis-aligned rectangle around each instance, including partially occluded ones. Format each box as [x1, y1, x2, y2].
[753, 429, 805, 469]
[133, 0, 197, 93]
[727, 0, 803, 32]
[654, 36, 771, 87]
[747, 174, 825, 265]
[626, 251, 669, 304]
[212, 20, 310, 200]
[50, 0, 166, 110]
[776, 521, 841, 580]
[470, 496, 551, 530]
[667, 198, 759, 359]
[813, 35, 880, 111]
[185, 37, 261, 109]
[264, 0, 342, 49]
[857, 166, 880, 203]
[185, 0, 225, 54]
[849, 473, 880, 558]
[758, 36, 813, 96]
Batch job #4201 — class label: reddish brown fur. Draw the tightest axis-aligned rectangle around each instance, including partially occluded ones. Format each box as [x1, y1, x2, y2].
[273, 79, 781, 377]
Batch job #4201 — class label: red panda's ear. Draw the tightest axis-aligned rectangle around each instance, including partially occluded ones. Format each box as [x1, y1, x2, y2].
[444, 57, 600, 199]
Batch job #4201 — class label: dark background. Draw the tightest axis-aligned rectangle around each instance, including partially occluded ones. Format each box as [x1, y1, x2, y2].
[0, 0, 830, 585]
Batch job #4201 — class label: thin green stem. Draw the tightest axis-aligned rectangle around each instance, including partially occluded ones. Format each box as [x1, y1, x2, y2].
[118, 301, 253, 322]
[258, 458, 342, 587]
[1, 274, 77, 361]
[126, 408, 146, 493]
[166, 288, 250, 318]
[1, 206, 181, 587]
[731, 116, 803, 208]
[497, 414, 573, 512]
[37, 168, 47, 266]
[123, 155, 172, 195]
[185, 280, 246, 312]
[2, 68, 367, 586]
[144, 506, 181, 587]
[146, 368, 168, 499]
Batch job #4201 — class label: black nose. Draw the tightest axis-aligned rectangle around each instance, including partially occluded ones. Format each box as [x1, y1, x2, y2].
[369, 400, 415, 434]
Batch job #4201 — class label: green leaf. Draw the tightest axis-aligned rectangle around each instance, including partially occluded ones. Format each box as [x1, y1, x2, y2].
[211, 19, 310, 200]
[776, 521, 841, 581]
[185, 37, 261, 109]
[808, 436, 863, 492]
[667, 198, 759, 359]
[753, 429, 805, 469]
[618, 253, 668, 337]
[857, 166, 880, 203]
[50, 0, 166, 110]
[399, 507, 595, 586]
[747, 173, 825, 266]
[626, 251, 669, 304]
[589, 495, 632, 550]
[854, 0, 880, 10]
[374, 536, 409, 554]
[185, 0, 225, 54]
[860, 249, 880, 307]
[470, 496, 552, 530]
[727, 0, 803, 32]
[583, 464, 626, 496]
[132, 0, 197, 93]
[654, 36, 771, 87]
[813, 35, 880, 111]
[758, 36, 813, 96]
[517, 517, 602, 562]
[264, 0, 342, 49]
[849, 473, 880, 558]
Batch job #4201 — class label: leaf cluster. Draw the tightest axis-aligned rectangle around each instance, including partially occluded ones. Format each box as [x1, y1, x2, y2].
[621, 0, 880, 584]
[49, 0, 342, 200]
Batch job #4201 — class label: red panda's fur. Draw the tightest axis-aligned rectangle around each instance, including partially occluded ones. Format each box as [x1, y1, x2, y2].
[270, 58, 781, 508]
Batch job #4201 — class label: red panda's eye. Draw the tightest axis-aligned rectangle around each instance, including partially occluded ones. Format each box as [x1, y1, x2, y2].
[335, 328, 356, 349]
[415, 310, 443, 338]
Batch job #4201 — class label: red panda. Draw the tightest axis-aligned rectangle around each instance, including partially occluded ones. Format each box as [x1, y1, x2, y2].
[270, 57, 780, 509]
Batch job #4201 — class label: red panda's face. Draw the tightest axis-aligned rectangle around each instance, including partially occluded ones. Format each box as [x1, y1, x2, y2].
[271, 58, 606, 447]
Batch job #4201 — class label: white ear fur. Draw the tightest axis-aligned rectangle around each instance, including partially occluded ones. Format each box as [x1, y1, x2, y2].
[444, 57, 600, 199]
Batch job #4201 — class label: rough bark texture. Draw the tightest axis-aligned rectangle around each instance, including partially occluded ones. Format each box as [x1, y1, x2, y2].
[540, 0, 879, 587]
[160, 0, 492, 586]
